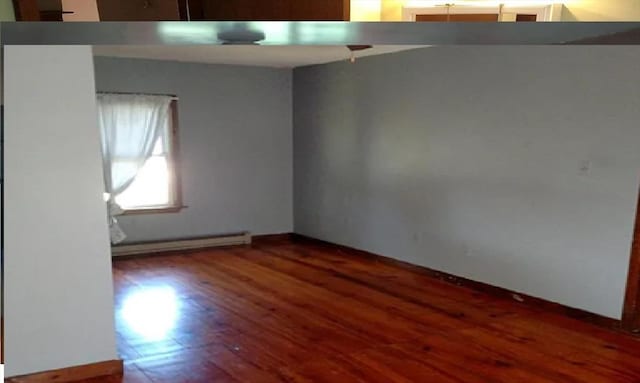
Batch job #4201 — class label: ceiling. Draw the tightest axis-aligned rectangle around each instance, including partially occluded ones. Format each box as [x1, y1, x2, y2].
[92, 45, 427, 68]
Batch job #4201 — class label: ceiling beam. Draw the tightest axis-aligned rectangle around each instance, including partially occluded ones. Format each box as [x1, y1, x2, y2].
[3, 22, 640, 45]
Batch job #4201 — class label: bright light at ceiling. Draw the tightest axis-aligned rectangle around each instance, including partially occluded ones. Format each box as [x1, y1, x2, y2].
[158, 23, 217, 44]
[297, 23, 351, 44]
[247, 22, 290, 44]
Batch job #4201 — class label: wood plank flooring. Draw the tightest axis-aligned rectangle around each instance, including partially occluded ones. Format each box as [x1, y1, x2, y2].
[93, 238, 640, 382]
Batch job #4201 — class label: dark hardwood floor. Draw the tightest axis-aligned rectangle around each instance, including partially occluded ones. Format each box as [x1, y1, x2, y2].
[93, 237, 640, 382]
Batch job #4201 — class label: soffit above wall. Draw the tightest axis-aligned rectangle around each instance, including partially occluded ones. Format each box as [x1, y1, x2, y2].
[92, 45, 428, 68]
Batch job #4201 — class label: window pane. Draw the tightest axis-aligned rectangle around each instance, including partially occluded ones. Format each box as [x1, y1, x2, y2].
[152, 129, 166, 155]
[115, 155, 170, 209]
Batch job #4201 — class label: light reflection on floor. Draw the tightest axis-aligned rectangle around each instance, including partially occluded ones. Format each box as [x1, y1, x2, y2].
[119, 285, 179, 342]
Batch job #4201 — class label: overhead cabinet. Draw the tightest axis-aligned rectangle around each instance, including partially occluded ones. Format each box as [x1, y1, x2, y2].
[95, 0, 349, 21]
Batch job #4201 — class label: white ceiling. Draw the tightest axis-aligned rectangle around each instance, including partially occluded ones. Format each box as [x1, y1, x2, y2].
[92, 45, 427, 68]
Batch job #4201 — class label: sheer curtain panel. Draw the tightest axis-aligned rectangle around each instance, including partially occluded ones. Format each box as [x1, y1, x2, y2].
[97, 93, 172, 243]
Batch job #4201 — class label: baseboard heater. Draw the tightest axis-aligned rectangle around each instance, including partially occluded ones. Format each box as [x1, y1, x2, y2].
[111, 231, 252, 257]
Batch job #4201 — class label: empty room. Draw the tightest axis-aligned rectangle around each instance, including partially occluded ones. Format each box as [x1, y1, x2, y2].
[4, 42, 640, 382]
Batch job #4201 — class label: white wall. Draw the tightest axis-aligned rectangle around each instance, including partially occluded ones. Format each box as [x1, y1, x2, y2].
[351, 0, 382, 21]
[4, 46, 117, 377]
[0, 29, 3, 361]
[293, 46, 640, 319]
[93, 57, 293, 243]
[62, 0, 100, 21]
[561, 0, 640, 21]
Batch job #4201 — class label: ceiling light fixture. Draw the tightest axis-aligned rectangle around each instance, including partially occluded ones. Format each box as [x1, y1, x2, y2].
[217, 29, 266, 45]
[346, 45, 372, 63]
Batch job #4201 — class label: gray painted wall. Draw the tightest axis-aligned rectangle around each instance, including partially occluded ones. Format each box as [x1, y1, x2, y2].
[293, 46, 640, 319]
[94, 57, 293, 243]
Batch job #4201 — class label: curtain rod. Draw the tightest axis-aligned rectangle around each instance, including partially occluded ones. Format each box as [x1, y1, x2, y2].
[97, 91, 179, 100]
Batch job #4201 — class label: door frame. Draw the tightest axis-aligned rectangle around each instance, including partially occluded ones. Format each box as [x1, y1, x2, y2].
[12, 0, 41, 20]
[401, 3, 563, 22]
[623, 190, 640, 332]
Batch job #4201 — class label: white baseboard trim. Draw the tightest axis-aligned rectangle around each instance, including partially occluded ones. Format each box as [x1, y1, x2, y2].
[111, 232, 251, 257]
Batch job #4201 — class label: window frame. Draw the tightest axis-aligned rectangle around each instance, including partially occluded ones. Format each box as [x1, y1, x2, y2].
[118, 98, 184, 215]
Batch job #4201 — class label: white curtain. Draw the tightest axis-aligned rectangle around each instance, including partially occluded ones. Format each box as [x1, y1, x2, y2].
[97, 93, 172, 244]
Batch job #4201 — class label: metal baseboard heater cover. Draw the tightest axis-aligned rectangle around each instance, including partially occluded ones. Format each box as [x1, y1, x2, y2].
[111, 232, 251, 256]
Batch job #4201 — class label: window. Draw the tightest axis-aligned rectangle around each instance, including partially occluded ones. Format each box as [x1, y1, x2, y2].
[101, 95, 182, 214]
